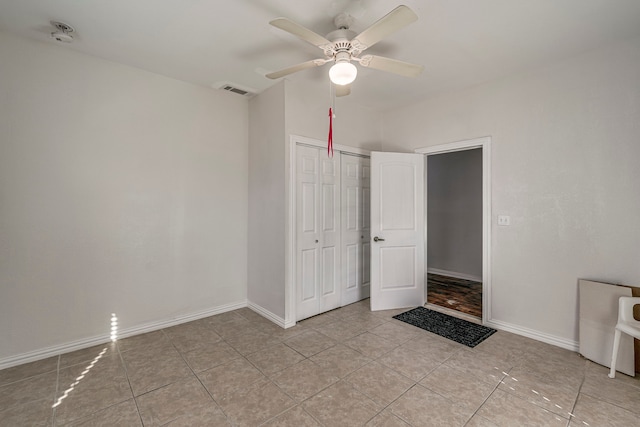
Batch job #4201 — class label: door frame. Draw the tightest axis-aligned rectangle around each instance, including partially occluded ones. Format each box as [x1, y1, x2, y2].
[415, 136, 492, 325]
[285, 135, 371, 327]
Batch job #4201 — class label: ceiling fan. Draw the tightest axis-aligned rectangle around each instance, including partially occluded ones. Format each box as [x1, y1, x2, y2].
[265, 5, 424, 96]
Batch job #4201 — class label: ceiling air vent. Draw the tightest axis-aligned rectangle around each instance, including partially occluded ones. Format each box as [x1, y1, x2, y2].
[223, 85, 249, 95]
[213, 82, 255, 97]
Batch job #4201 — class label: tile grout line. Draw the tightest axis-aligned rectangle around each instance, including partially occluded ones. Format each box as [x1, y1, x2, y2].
[193, 322, 329, 425]
[243, 338, 323, 424]
[254, 376, 308, 426]
[316, 313, 430, 425]
[175, 334, 232, 423]
[150, 313, 390, 425]
[173, 326, 283, 424]
[51, 354, 60, 426]
[237, 314, 387, 425]
[116, 339, 146, 427]
[462, 369, 504, 426]
[567, 372, 586, 427]
[568, 370, 592, 427]
[501, 362, 585, 423]
[412, 347, 505, 427]
[377, 382, 422, 427]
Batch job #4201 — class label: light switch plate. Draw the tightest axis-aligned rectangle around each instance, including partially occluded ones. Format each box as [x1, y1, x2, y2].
[497, 215, 511, 226]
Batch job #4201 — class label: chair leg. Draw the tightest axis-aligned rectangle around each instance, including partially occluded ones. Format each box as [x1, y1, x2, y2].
[608, 329, 622, 378]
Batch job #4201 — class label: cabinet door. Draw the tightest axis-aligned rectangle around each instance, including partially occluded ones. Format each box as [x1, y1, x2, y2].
[296, 145, 340, 320]
[341, 154, 371, 306]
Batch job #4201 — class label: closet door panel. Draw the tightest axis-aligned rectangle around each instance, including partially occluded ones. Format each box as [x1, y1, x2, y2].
[345, 243, 359, 290]
[296, 145, 340, 320]
[300, 249, 317, 301]
[319, 155, 340, 312]
[296, 146, 322, 320]
[341, 154, 370, 305]
[361, 159, 371, 297]
[322, 247, 336, 295]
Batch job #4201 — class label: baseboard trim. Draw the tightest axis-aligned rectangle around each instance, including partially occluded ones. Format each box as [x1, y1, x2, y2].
[485, 318, 579, 352]
[0, 300, 248, 370]
[427, 268, 482, 283]
[114, 300, 249, 342]
[247, 302, 295, 329]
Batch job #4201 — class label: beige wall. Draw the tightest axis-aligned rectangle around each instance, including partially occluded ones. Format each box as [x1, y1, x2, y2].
[0, 33, 249, 363]
[285, 77, 383, 151]
[248, 82, 287, 319]
[382, 36, 640, 346]
[4, 27, 639, 364]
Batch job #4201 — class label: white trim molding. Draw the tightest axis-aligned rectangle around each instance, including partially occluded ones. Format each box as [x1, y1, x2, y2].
[0, 300, 248, 370]
[416, 136, 492, 326]
[427, 268, 482, 283]
[486, 318, 580, 352]
[248, 301, 294, 329]
[415, 136, 489, 155]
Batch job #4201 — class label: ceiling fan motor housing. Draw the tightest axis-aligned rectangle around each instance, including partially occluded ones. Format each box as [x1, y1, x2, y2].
[325, 29, 359, 57]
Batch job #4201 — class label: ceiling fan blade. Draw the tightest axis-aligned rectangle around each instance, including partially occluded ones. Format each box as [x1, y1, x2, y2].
[265, 59, 328, 79]
[335, 83, 351, 97]
[270, 18, 332, 49]
[359, 55, 424, 78]
[352, 5, 418, 51]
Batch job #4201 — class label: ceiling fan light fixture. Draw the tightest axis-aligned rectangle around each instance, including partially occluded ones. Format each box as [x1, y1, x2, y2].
[329, 61, 357, 85]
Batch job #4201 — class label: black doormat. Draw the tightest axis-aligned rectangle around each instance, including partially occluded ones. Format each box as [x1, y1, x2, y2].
[393, 306, 496, 347]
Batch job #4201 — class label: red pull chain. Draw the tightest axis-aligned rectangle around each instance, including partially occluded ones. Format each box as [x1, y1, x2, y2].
[328, 107, 334, 157]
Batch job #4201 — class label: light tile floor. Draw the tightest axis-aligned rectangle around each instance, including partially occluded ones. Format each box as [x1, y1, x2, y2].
[2, 300, 639, 426]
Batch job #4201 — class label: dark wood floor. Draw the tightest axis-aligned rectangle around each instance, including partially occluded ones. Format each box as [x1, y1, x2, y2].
[427, 273, 482, 318]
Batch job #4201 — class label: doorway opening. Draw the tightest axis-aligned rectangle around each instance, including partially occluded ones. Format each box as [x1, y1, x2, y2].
[416, 137, 491, 325]
[426, 148, 483, 318]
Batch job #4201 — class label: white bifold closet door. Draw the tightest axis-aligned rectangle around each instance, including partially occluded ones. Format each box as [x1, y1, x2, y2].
[341, 154, 371, 306]
[296, 145, 341, 321]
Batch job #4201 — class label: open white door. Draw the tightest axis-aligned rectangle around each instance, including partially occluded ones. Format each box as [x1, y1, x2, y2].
[370, 152, 424, 311]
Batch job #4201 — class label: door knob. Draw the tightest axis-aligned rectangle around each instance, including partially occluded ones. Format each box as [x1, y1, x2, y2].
[373, 236, 385, 242]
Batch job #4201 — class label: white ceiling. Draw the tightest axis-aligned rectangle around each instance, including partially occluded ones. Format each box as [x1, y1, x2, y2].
[2, 0, 640, 111]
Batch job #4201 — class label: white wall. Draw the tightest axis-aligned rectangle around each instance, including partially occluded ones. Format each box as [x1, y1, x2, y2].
[285, 78, 383, 150]
[383, 36, 640, 346]
[8, 27, 635, 365]
[0, 33, 249, 363]
[427, 149, 483, 279]
[248, 82, 286, 319]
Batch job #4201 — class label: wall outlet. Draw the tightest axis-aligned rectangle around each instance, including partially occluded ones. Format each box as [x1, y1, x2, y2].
[497, 215, 511, 226]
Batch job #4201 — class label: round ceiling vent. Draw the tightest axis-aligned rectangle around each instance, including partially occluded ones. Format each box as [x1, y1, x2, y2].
[50, 21, 75, 43]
